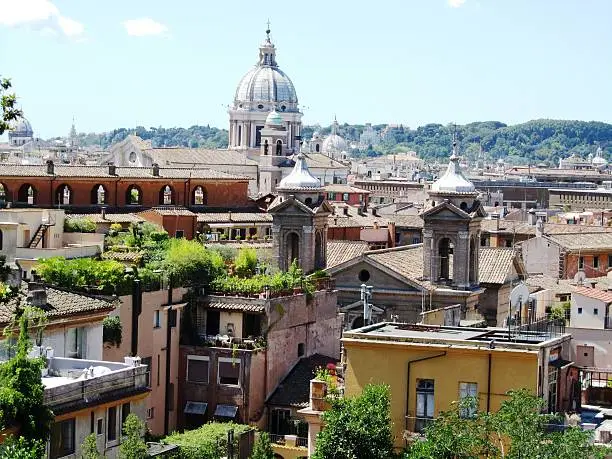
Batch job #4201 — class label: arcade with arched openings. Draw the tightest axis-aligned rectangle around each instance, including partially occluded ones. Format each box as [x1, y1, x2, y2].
[126, 185, 143, 205]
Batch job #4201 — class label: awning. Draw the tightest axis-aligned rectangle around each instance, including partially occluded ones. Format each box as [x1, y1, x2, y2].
[184, 401, 208, 415]
[549, 359, 573, 369]
[214, 404, 238, 418]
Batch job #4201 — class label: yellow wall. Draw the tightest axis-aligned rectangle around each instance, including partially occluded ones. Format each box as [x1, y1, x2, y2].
[344, 340, 539, 448]
[271, 443, 308, 459]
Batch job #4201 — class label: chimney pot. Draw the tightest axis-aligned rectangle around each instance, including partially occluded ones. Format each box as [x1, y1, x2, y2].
[152, 163, 160, 177]
[27, 283, 47, 308]
[101, 206, 107, 220]
[108, 162, 116, 176]
[46, 160, 54, 175]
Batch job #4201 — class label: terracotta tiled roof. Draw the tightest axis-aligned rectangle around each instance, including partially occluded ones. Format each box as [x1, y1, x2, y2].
[267, 354, 339, 408]
[101, 251, 144, 263]
[326, 240, 370, 269]
[301, 153, 347, 170]
[205, 300, 265, 313]
[573, 286, 612, 303]
[546, 232, 612, 251]
[365, 245, 430, 289]
[146, 148, 259, 167]
[329, 205, 390, 228]
[0, 164, 248, 180]
[145, 207, 196, 216]
[324, 184, 370, 194]
[66, 213, 144, 224]
[388, 215, 424, 228]
[196, 212, 272, 223]
[480, 219, 612, 237]
[479, 247, 517, 285]
[0, 284, 115, 325]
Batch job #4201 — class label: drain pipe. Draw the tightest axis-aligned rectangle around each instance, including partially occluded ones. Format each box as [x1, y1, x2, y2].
[405, 352, 446, 440]
[487, 352, 492, 412]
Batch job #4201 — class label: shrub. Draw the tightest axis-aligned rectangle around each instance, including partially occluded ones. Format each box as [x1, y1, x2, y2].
[119, 414, 148, 459]
[207, 244, 237, 263]
[36, 257, 129, 294]
[251, 432, 274, 459]
[149, 230, 169, 242]
[234, 247, 258, 278]
[109, 223, 123, 233]
[81, 433, 102, 459]
[64, 218, 96, 233]
[102, 316, 122, 347]
[161, 422, 251, 459]
[161, 239, 225, 287]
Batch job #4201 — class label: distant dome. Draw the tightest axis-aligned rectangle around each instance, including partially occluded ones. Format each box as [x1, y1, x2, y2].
[431, 151, 476, 194]
[265, 110, 283, 126]
[278, 153, 321, 191]
[593, 146, 607, 166]
[322, 118, 347, 155]
[10, 118, 33, 136]
[233, 30, 298, 111]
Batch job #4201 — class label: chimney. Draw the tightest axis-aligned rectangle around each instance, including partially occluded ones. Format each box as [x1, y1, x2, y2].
[527, 210, 536, 226]
[371, 207, 378, 217]
[152, 163, 160, 177]
[46, 160, 54, 175]
[535, 217, 544, 237]
[108, 162, 116, 176]
[388, 221, 396, 248]
[27, 282, 47, 308]
[101, 206, 107, 220]
[343, 206, 349, 216]
[357, 206, 364, 216]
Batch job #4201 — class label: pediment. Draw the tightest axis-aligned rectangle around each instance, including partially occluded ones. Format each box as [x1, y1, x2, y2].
[423, 204, 470, 220]
[268, 197, 314, 215]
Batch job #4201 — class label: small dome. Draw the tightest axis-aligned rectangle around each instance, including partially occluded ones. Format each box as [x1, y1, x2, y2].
[322, 118, 347, 154]
[431, 152, 476, 194]
[593, 147, 607, 166]
[265, 110, 283, 126]
[278, 153, 321, 191]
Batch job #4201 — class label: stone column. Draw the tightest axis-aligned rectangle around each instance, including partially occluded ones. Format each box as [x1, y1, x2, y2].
[456, 231, 470, 288]
[423, 229, 433, 280]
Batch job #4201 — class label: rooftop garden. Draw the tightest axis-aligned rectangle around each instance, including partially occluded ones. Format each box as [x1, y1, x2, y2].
[161, 422, 251, 459]
[34, 223, 327, 298]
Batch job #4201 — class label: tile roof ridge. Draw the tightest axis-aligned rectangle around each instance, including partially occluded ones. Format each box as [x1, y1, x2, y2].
[365, 243, 423, 255]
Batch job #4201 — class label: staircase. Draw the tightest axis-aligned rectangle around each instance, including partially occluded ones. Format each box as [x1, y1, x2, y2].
[29, 224, 52, 248]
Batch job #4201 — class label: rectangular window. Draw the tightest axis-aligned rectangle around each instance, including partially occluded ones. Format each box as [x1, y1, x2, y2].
[147, 407, 155, 419]
[415, 379, 434, 433]
[608, 255, 612, 268]
[66, 327, 86, 359]
[594, 256, 600, 269]
[206, 310, 220, 336]
[459, 382, 478, 418]
[579, 256, 584, 270]
[218, 357, 240, 386]
[175, 230, 184, 238]
[578, 307, 583, 314]
[157, 354, 161, 386]
[187, 355, 209, 384]
[97, 418, 103, 435]
[121, 403, 131, 429]
[50, 418, 75, 459]
[342, 193, 350, 201]
[594, 308, 599, 315]
[141, 356, 152, 387]
[154, 310, 161, 328]
[107, 406, 117, 442]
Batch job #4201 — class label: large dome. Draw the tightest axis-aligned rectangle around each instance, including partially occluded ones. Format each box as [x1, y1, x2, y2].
[233, 30, 298, 112]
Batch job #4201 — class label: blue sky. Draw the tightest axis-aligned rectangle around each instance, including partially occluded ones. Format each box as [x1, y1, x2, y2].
[1, 0, 611, 138]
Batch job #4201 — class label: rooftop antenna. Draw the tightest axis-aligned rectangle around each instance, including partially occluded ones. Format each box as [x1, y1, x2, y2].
[508, 282, 529, 340]
[573, 270, 586, 286]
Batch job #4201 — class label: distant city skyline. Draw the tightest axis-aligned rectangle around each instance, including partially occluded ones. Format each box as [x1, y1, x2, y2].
[1, 0, 612, 139]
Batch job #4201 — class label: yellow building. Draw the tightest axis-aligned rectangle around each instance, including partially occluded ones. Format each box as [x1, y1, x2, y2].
[342, 323, 572, 449]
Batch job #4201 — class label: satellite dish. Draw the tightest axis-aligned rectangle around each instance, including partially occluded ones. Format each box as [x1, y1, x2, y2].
[509, 283, 530, 312]
[574, 271, 587, 285]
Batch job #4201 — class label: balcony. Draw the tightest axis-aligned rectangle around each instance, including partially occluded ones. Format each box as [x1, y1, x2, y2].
[270, 434, 308, 457]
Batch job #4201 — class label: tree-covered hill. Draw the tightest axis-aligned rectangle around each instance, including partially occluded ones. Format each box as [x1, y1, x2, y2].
[75, 119, 612, 165]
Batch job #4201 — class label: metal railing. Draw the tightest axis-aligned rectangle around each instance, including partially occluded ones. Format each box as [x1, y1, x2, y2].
[269, 434, 285, 445]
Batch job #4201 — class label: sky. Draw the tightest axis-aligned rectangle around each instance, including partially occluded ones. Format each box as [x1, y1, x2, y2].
[1, 0, 612, 139]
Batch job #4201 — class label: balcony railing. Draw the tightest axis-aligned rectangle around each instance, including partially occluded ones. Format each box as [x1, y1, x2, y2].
[269, 434, 308, 448]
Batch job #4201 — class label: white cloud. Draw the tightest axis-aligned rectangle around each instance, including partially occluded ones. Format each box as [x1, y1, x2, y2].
[123, 18, 168, 37]
[0, 0, 84, 38]
[448, 0, 466, 7]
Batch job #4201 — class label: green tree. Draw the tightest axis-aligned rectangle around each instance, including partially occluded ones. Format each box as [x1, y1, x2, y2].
[119, 413, 148, 459]
[0, 436, 43, 459]
[81, 433, 102, 459]
[0, 77, 22, 135]
[250, 431, 274, 459]
[0, 309, 54, 458]
[313, 384, 395, 459]
[161, 239, 225, 287]
[404, 389, 607, 459]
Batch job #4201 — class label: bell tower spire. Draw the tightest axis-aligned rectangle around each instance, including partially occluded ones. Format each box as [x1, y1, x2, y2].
[259, 20, 277, 67]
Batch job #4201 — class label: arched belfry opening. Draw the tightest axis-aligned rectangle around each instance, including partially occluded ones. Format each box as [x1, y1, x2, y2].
[438, 238, 454, 282]
[469, 237, 477, 284]
[287, 232, 300, 268]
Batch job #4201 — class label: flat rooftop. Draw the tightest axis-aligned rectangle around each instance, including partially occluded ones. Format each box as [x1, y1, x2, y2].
[343, 322, 570, 350]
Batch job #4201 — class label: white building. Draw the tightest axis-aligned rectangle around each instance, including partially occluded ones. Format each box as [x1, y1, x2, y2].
[359, 123, 380, 147]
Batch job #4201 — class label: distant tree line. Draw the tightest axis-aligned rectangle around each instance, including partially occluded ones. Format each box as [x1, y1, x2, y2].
[72, 119, 612, 165]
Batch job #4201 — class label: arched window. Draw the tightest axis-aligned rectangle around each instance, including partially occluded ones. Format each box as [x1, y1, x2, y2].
[192, 186, 206, 205]
[469, 237, 477, 285]
[263, 140, 269, 155]
[126, 185, 142, 205]
[91, 184, 106, 205]
[237, 125, 242, 147]
[56, 184, 72, 205]
[128, 151, 137, 163]
[287, 232, 300, 269]
[276, 140, 282, 156]
[0, 183, 6, 201]
[438, 238, 454, 282]
[314, 231, 325, 269]
[460, 202, 468, 211]
[18, 184, 36, 205]
[315, 144, 320, 153]
[160, 185, 173, 205]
